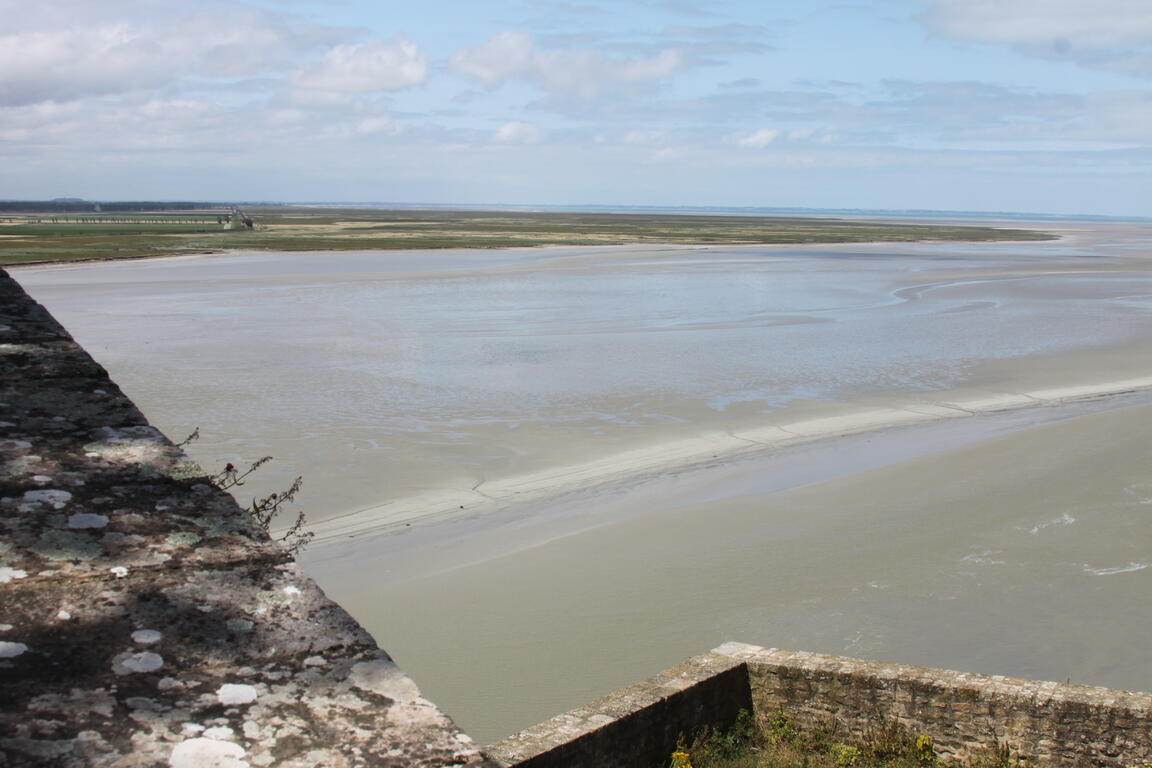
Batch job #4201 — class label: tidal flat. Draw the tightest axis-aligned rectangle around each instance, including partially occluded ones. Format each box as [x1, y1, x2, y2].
[13, 217, 1152, 743]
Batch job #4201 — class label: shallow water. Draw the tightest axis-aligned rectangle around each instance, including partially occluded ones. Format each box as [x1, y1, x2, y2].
[15, 229, 1152, 521]
[13, 222, 1152, 742]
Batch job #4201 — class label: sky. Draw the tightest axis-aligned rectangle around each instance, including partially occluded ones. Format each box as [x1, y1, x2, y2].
[2, 0, 1152, 215]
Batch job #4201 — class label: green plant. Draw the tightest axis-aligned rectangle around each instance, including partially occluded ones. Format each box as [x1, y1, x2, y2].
[830, 743, 862, 766]
[964, 740, 1028, 768]
[765, 710, 798, 746]
[914, 734, 936, 766]
[180, 429, 313, 554]
[704, 711, 758, 759]
[667, 708, 1041, 768]
[863, 717, 916, 760]
[681, 710, 760, 767]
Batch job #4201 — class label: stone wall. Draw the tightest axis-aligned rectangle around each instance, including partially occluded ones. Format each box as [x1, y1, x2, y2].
[726, 643, 1152, 768]
[0, 268, 492, 767]
[486, 651, 751, 768]
[488, 643, 1152, 768]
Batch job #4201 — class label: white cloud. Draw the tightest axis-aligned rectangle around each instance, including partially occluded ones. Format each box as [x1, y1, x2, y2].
[294, 38, 427, 92]
[925, 0, 1152, 73]
[265, 109, 305, 127]
[0, 4, 334, 106]
[928, 0, 1152, 47]
[623, 130, 665, 145]
[659, 23, 775, 56]
[737, 128, 782, 148]
[534, 48, 682, 98]
[450, 30, 535, 88]
[495, 121, 544, 143]
[356, 117, 402, 136]
[285, 89, 359, 109]
[451, 30, 683, 98]
[0, 97, 231, 149]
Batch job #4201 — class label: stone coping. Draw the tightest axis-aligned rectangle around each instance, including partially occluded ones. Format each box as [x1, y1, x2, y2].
[487, 651, 750, 767]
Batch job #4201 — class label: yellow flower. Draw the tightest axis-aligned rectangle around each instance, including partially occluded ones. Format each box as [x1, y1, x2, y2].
[670, 749, 693, 768]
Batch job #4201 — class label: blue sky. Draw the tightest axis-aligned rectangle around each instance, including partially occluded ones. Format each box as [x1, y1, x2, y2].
[3, 0, 1152, 215]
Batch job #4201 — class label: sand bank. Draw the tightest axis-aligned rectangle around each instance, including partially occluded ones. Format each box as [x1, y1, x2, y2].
[307, 372, 1152, 548]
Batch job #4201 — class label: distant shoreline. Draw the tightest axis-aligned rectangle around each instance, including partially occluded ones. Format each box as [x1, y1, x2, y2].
[0, 206, 1058, 267]
[6, 199, 1147, 222]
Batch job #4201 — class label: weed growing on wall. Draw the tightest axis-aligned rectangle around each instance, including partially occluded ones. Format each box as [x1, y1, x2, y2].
[179, 428, 314, 554]
[670, 710, 1033, 768]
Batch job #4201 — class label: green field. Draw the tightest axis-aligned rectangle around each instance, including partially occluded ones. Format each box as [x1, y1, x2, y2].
[2, 223, 226, 236]
[0, 206, 1057, 266]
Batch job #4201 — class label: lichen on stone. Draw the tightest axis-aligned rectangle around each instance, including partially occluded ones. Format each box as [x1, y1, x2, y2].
[169, 737, 249, 768]
[132, 629, 163, 646]
[216, 684, 259, 706]
[31, 530, 104, 562]
[165, 532, 203, 547]
[23, 489, 73, 509]
[67, 512, 109, 529]
[0, 641, 29, 658]
[114, 651, 165, 675]
[0, 566, 27, 583]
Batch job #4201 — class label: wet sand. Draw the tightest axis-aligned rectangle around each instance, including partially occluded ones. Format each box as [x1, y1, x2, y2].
[12, 218, 1152, 743]
[314, 397, 1152, 743]
[303, 369, 1152, 544]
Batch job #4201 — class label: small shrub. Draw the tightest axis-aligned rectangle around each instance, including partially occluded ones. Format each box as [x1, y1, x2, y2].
[683, 710, 760, 767]
[863, 717, 916, 760]
[673, 708, 1036, 768]
[764, 710, 797, 745]
[180, 428, 313, 553]
[965, 741, 1029, 768]
[914, 734, 937, 766]
[830, 743, 861, 766]
[702, 710, 757, 759]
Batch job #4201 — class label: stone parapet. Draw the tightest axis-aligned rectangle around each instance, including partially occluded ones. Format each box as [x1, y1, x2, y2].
[0, 269, 490, 767]
[488, 643, 1152, 767]
[726, 643, 1152, 768]
[486, 651, 751, 768]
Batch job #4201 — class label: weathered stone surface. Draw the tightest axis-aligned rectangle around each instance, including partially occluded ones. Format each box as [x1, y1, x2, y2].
[488, 643, 1152, 768]
[486, 651, 751, 768]
[729, 643, 1152, 768]
[0, 269, 491, 767]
